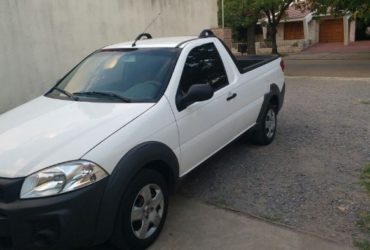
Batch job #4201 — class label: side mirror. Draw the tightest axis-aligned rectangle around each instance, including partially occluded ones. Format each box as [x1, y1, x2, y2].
[177, 84, 214, 111]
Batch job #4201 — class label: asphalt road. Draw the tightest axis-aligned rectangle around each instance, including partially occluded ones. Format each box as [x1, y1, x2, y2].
[285, 59, 370, 78]
[284, 52, 370, 78]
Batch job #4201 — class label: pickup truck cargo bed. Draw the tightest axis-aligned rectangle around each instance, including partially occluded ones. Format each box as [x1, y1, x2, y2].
[235, 55, 280, 73]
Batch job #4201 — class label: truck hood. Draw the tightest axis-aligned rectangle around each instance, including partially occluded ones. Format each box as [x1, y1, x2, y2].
[0, 96, 154, 178]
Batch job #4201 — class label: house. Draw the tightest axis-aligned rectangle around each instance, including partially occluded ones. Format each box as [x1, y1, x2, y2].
[256, 6, 365, 53]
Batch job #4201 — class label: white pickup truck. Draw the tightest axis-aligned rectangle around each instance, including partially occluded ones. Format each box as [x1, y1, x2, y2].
[0, 30, 285, 250]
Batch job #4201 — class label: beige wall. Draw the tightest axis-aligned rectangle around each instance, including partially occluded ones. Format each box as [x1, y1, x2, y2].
[308, 19, 319, 44]
[0, 0, 217, 113]
[276, 23, 285, 41]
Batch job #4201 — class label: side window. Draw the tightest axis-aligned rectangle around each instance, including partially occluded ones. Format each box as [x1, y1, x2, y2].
[178, 43, 228, 96]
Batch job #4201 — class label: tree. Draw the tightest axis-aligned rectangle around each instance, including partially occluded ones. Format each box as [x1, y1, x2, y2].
[255, 0, 294, 54]
[297, 0, 370, 22]
[218, 0, 259, 54]
[219, 0, 303, 55]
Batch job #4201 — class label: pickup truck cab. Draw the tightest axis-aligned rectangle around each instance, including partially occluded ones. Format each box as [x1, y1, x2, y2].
[0, 30, 285, 249]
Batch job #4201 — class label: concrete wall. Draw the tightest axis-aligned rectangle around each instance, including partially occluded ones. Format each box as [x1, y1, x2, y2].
[349, 20, 356, 42]
[308, 19, 319, 44]
[0, 0, 217, 113]
[276, 23, 284, 41]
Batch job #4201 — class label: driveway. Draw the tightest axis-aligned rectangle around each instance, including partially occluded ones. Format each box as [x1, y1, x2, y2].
[89, 56, 370, 250]
[179, 71, 370, 246]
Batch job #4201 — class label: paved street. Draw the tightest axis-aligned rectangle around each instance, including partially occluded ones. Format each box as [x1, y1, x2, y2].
[285, 58, 370, 77]
[284, 49, 370, 78]
[284, 42, 370, 78]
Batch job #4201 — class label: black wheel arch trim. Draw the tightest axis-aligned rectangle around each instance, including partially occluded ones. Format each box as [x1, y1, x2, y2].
[256, 83, 285, 125]
[93, 141, 179, 245]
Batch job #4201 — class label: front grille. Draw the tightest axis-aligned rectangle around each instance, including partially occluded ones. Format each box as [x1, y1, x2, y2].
[0, 212, 10, 237]
[0, 189, 4, 201]
[0, 178, 23, 202]
[0, 236, 12, 249]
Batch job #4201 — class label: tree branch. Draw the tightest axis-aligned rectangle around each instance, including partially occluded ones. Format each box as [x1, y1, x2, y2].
[264, 9, 272, 25]
[271, 6, 276, 24]
[276, 0, 294, 23]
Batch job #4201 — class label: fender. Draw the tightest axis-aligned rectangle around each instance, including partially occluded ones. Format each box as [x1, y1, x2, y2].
[93, 141, 179, 244]
[256, 83, 285, 125]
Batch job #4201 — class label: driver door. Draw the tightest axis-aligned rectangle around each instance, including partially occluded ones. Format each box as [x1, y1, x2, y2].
[173, 42, 239, 175]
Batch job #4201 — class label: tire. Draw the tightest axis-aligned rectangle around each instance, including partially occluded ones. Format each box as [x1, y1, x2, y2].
[251, 103, 277, 145]
[111, 169, 168, 250]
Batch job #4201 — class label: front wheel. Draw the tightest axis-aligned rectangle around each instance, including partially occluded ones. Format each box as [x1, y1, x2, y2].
[251, 104, 277, 145]
[111, 169, 168, 250]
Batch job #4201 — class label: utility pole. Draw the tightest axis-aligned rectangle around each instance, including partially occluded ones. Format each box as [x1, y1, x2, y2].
[222, 0, 225, 28]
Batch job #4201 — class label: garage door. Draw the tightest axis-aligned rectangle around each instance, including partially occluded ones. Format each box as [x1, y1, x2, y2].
[284, 22, 304, 40]
[319, 19, 344, 43]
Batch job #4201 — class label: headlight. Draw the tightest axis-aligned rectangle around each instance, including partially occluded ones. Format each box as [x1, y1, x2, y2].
[20, 160, 108, 199]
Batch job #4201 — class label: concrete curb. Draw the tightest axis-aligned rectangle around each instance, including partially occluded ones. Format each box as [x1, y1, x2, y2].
[285, 76, 370, 81]
[151, 196, 355, 250]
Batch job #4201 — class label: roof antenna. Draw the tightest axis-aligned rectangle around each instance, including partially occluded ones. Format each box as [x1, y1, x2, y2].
[132, 12, 161, 47]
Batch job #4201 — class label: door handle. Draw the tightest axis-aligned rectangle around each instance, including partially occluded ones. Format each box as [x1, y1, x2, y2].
[226, 93, 237, 101]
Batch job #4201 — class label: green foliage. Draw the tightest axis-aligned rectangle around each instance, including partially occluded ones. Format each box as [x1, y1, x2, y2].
[218, 0, 259, 41]
[218, 0, 258, 28]
[219, 0, 240, 27]
[360, 163, 370, 194]
[255, 0, 292, 15]
[355, 164, 370, 249]
[357, 210, 370, 232]
[218, 0, 294, 52]
[357, 99, 370, 105]
[299, 0, 370, 22]
[258, 212, 282, 222]
[354, 239, 370, 250]
[256, 0, 294, 53]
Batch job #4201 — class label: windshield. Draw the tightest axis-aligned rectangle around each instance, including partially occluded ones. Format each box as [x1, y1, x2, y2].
[47, 48, 180, 102]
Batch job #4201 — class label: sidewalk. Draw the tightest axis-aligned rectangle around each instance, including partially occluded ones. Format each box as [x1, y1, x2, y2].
[151, 196, 354, 250]
[302, 41, 370, 54]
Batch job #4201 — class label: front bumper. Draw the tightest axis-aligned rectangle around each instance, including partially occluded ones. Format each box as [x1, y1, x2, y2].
[0, 177, 108, 250]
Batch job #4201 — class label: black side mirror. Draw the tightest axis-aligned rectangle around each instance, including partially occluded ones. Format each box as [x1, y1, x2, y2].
[177, 84, 214, 111]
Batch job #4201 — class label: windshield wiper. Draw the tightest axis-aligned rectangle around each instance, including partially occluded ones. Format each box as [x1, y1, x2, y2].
[73, 91, 131, 103]
[50, 87, 78, 100]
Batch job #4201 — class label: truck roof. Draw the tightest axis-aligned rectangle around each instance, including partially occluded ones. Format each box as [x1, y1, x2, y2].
[103, 36, 198, 50]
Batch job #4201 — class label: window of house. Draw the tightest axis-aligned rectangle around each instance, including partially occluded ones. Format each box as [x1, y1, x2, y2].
[284, 22, 304, 40]
[178, 43, 228, 96]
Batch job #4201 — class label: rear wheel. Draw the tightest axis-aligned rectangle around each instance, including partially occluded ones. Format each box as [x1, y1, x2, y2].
[111, 169, 168, 250]
[251, 103, 277, 145]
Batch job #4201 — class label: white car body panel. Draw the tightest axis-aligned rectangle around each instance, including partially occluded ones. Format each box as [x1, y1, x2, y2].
[0, 35, 284, 180]
[0, 96, 154, 178]
[103, 36, 197, 49]
[83, 96, 181, 173]
[164, 38, 284, 175]
[0, 32, 285, 250]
